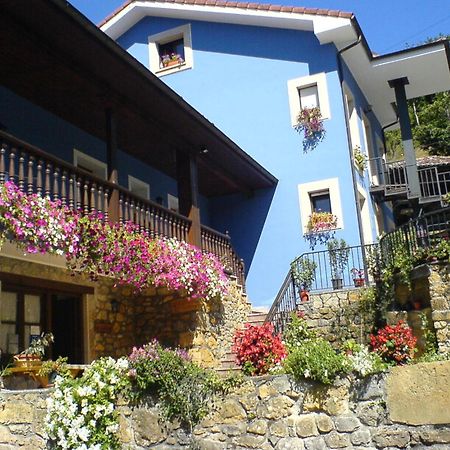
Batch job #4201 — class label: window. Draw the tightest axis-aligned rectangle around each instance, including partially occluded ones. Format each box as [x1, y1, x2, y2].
[73, 150, 107, 179]
[287, 72, 330, 126]
[310, 191, 331, 213]
[167, 194, 179, 213]
[149, 24, 193, 76]
[299, 84, 319, 110]
[128, 175, 150, 200]
[298, 178, 343, 234]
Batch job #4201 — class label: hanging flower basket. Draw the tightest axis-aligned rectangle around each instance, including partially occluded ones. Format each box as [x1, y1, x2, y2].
[295, 107, 326, 153]
[304, 211, 337, 250]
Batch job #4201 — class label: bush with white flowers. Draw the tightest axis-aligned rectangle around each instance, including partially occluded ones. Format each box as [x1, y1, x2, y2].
[46, 357, 130, 450]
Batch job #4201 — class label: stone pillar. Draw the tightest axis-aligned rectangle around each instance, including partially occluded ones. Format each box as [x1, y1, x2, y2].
[388, 77, 420, 200]
[428, 264, 450, 353]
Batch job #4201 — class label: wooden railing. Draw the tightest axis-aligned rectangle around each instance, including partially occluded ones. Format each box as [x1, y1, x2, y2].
[201, 225, 246, 291]
[0, 130, 245, 288]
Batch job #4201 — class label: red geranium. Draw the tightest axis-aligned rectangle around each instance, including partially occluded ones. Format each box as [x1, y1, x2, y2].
[233, 323, 286, 375]
[369, 321, 417, 365]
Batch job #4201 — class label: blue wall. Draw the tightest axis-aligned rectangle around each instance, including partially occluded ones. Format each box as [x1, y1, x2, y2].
[118, 18, 370, 307]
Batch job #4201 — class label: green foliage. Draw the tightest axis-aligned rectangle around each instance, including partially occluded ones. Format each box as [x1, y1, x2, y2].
[291, 257, 317, 290]
[283, 313, 316, 352]
[342, 340, 388, 377]
[353, 146, 367, 171]
[284, 338, 346, 384]
[327, 238, 350, 279]
[38, 356, 70, 378]
[128, 341, 236, 430]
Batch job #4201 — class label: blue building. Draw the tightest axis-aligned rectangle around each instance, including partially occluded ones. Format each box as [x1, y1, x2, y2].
[101, 0, 450, 307]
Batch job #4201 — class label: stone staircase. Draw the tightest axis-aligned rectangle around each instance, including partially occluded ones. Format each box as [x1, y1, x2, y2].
[218, 308, 267, 374]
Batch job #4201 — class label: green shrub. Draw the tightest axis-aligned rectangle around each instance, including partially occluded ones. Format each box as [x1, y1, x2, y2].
[128, 340, 237, 429]
[283, 312, 316, 352]
[284, 338, 346, 384]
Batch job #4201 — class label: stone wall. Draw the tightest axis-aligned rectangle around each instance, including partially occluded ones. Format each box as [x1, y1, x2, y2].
[2, 361, 450, 449]
[297, 289, 371, 346]
[0, 254, 249, 368]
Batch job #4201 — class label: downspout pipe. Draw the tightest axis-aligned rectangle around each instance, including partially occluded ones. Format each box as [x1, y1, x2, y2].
[336, 34, 365, 247]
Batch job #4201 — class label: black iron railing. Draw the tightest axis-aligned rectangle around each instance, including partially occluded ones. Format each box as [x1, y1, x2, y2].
[266, 207, 450, 335]
[266, 244, 377, 334]
[379, 207, 450, 267]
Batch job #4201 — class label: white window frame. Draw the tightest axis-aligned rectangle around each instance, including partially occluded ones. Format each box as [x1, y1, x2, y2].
[167, 193, 179, 213]
[298, 178, 343, 234]
[287, 72, 331, 127]
[128, 175, 150, 200]
[148, 24, 193, 77]
[73, 149, 107, 179]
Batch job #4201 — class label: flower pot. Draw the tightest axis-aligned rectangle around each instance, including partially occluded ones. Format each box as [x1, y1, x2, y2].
[299, 289, 310, 303]
[353, 278, 365, 287]
[331, 278, 343, 290]
[163, 60, 182, 68]
[13, 354, 42, 368]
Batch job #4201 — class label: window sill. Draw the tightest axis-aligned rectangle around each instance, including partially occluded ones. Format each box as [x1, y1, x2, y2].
[155, 62, 190, 77]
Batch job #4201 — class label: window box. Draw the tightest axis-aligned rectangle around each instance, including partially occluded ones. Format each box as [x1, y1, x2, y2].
[306, 211, 338, 234]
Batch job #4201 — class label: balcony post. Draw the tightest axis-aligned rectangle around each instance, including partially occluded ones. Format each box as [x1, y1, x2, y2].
[388, 77, 420, 199]
[176, 150, 201, 248]
[106, 108, 120, 222]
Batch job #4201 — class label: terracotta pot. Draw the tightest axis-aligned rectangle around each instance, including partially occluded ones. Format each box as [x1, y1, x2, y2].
[299, 289, 310, 303]
[13, 354, 42, 368]
[353, 278, 365, 287]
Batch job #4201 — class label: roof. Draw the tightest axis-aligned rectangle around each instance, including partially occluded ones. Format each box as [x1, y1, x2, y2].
[417, 156, 450, 167]
[99, 0, 352, 28]
[100, 0, 450, 129]
[0, 0, 277, 197]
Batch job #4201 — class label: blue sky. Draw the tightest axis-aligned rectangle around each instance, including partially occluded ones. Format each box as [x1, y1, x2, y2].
[70, 0, 450, 54]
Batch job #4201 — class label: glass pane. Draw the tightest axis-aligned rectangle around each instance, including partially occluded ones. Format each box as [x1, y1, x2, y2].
[0, 324, 17, 354]
[25, 295, 41, 323]
[1, 292, 17, 322]
[299, 85, 319, 109]
[311, 193, 332, 213]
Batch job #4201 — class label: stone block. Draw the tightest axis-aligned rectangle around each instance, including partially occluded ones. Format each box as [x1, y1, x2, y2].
[219, 399, 247, 423]
[372, 427, 410, 448]
[303, 385, 349, 416]
[334, 416, 360, 432]
[324, 431, 351, 448]
[275, 437, 305, 450]
[432, 310, 450, 321]
[295, 414, 319, 437]
[256, 395, 294, 420]
[131, 408, 166, 446]
[419, 429, 450, 445]
[258, 382, 278, 398]
[269, 420, 289, 438]
[303, 436, 327, 450]
[355, 401, 385, 427]
[386, 360, 450, 425]
[234, 433, 266, 448]
[247, 419, 267, 436]
[0, 401, 34, 424]
[350, 429, 371, 446]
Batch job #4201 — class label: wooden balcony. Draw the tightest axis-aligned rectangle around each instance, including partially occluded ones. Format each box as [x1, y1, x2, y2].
[0, 130, 245, 290]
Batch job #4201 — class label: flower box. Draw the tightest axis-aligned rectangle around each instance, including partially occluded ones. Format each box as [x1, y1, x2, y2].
[306, 211, 338, 234]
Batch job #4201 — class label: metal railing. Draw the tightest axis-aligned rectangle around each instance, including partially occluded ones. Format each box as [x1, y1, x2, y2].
[266, 244, 377, 334]
[368, 157, 450, 201]
[0, 130, 245, 286]
[379, 207, 450, 267]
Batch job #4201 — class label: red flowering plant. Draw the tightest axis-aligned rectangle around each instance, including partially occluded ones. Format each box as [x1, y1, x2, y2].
[233, 323, 287, 376]
[369, 321, 417, 365]
[295, 107, 326, 153]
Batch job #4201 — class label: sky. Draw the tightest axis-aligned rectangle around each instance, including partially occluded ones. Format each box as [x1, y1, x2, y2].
[69, 0, 450, 55]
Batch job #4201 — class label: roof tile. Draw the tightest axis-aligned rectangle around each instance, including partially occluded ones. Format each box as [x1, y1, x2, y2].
[99, 0, 353, 27]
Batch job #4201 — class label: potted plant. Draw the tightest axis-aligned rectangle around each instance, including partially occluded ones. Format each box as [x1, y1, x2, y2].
[306, 211, 338, 234]
[327, 239, 350, 290]
[351, 268, 365, 287]
[13, 332, 54, 368]
[291, 257, 317, 302]
[161, 52, 184, 68]
[295, 106, 326, 153]
[36, 356, 70, 387]
[353, 146, 367, 172]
